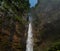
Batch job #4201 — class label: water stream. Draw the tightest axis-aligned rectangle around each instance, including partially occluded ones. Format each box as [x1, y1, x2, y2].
[26, 0, 38, 51]
[26, 16, 33, 51]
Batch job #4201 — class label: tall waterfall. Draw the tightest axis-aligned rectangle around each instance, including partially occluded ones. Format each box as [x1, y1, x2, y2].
[26, 16, 33, 51]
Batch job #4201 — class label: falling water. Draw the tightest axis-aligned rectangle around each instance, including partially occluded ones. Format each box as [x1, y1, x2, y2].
[26, 0, 38, 51]
[26, 15, 33, 51]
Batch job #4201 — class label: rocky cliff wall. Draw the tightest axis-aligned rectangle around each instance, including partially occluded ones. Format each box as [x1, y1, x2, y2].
[0, 0, 29, 51]
[31, 0, 60, 51]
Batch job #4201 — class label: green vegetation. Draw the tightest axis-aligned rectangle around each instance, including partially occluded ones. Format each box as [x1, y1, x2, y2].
[0, 0, 30, 21]
[48, 42, 60, 51]
[0, 0, 30, 51]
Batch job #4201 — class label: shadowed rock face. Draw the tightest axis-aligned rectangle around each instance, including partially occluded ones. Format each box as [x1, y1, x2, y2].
[1, 15, 27, 51]
[31, 0, 60, 51]
[0, 0, 30, 51]
[0, 3, 29, 51]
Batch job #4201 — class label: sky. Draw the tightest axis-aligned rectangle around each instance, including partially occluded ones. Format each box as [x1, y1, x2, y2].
[29, 0, 38, 7]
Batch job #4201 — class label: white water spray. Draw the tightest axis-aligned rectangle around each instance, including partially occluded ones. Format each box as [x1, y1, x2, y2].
[26, 16, 33, 51]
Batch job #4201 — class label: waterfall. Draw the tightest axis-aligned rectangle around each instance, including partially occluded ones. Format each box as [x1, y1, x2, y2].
[26, 0, 38, 51]
[26, 16, 33, 51]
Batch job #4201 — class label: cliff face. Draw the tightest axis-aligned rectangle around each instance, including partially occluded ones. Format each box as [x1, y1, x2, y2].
[31, 0, 60, 51]
[1, 16, 27, 51]
[0, 0, 29, 51]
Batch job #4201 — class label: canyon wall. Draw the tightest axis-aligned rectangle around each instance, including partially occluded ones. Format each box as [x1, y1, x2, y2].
[31, 0, 60, 51]
[0, 0, 29, 51]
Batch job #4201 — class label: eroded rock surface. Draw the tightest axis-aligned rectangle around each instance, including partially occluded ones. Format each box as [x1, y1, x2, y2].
[31, 0, 60, 51]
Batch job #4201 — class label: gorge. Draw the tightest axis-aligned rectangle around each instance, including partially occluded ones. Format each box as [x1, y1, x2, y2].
[1, 0, 60, 51]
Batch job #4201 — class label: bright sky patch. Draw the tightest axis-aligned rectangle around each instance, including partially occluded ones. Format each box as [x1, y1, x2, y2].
[29, 0, 38, 7]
